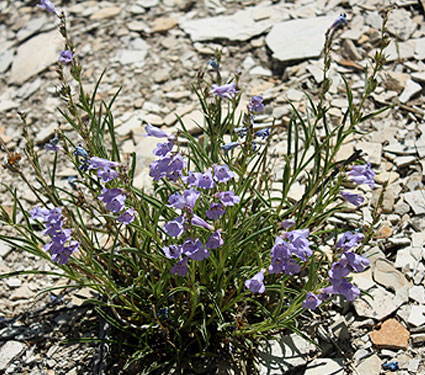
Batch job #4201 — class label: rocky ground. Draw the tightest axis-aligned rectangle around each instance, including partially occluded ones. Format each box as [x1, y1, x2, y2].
[1, 0, 425, 374]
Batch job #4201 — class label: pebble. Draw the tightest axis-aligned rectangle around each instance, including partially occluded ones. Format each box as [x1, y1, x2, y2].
[399, 79, 422, 103]
[409, 285, 425, 304]
[355, 354, 381, 375]
[387, 8, 418, 41]
[395, 156, 416, 168]
[370, 319, 410, 350]
[6, 277, 22, 288]
[90, 7, 121, 20]
[355, 142, 382, 165]
[403, 191, 425, 215]
[303, 358, 344, 375]
[407, 305, 425, 327]
[151, 17, 178, 33]
[0, 341, 26, 370]
[373, 259, 409, 292]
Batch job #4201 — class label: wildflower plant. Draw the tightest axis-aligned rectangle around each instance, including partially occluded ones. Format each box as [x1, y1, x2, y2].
[0, 3, 393, 374]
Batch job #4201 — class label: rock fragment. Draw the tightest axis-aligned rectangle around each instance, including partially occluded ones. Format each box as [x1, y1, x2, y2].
[403, 191, 425, 215]
[303, 358, 344, 375]
[90, 7, 121, 20]
[373, 259, 409, 291]
[355, 354, 381, 375]
[407, 305, 425, 327]
[0, 341, 26, 370]
[370, 319, 410, 350]
[399, 79, 422, 104]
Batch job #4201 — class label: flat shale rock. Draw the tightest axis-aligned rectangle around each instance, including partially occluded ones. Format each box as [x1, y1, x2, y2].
[355, 354, 381, 375]
[370, 319, 410, 350]
[353, 286, 408, 320]
[10, 30, 62, 85]
[403, 191, 425, 215]
[0, 341, 26, 370]
[303, 358, 344, 375]
[266, 16, 335, 62]
[373, 258, 410, 292]
[387, 8, 417, 41]
[180, 4, 289, 42]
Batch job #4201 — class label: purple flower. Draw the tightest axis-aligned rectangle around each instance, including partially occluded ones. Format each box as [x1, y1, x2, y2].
[98, 188, 127, 213]
[217, 191, 240, 207]
[206, 203, 226, 220]
[302, 292, 322, 310]
[149, 153, 186, 182]
[168, 192, 186, 210]
[210, 82, 238, 99]
[153, 141, 174, 157]
[245, 270, 265, 293]
[283, 229, 312, 261]
[322, 278, 360, 301]
[249, 95, 265, 112]
[340, 251, 370, 273]
[330, 13, 347, 30]
[254, 127, 270, 140]
[50, 241, 80, 265]
[349, 162, 375, 189]
[270, 236, 291, 260]
[58, 50, 75, 64]
[30, 207, 50, 220]
[182, 238, 210, 261]
[206, 231, 224, 249]
[37, 0, 58, 15]
[336, 231, 364, 251]
[97, 168, 119, 183]
[88, 157, 119, 171]
[162, 244, 182, 259]
[191, 215, 214, 231]
[195, 169, 215, 190]
[281, 219, 296, 229]
[117, 208, 135, 225]
[328, 261, 350, 279]
[44, 135, 60, 152]
[182, 171, 197, 187]
[213, 164, 235, 183]
[282, 259, 301, 275]
[145, 123, 168, 138]
[171, 257, 188, 276]
[183, 189, 200, 210]
[221, 142, 240, 152]
[163, 215, 185, 238]
[340, 191, 364, 207]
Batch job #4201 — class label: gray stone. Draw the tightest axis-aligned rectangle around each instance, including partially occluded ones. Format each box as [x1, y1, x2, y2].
[353, 286, 407, 320]
[355, 354, 381, 375]
[412, 71, 425, 83]
[0, 99, 18, 113]
[413, 38, 425, 60]
[399, 79, 422, 104]
[258, 333, 313, 374]
[304, 358, 344, 375]
[407, 305, 425, 327]
[395, 156, 416, 168]
[180, 4, 289, 42]
[353, 349, 369, 362]
[408, 359, 420, 373]
[249, 66, 272, 76]
[0, 241, 12, 258]
[10, 31, 62, 85]
[395, 247, 418, 271]
[373, 259, 409, 292]
[0, 341, 26, 370]
[351, 268, 375, 291]
[409, 285, 425, 304]
[138, 0, 159, 7]
[387, 8, 417, 41]
[16, 16, 49, 42]
[0, 49, 13, 74]
[384, 142, 416, 155]
[266, 16, 334, 62]
[356, 142, 382, 165]
[403, 191, 425, 215]
[5, 278, 22, 288]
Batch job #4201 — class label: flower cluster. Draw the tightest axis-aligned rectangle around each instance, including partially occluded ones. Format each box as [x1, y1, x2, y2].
[210, 82, 238, 99]
[37, 0, 58, 15]
[302, 231, 369, 310]
[30, 207, 80, 265]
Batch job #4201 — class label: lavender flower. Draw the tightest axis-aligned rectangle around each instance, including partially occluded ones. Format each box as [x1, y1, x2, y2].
[168, 189, 200, 211]
[254, 127, 270, 140]
[168, 192, 186, 210]
[37, 0, 58, 15]
[149, 153, 186, 182]
[194, 169, 215, 190]
[213, 164, 235, 183]
[117, 208, 135, 225]
[210, 82, 237, 99]
[245, 270, 265, 293]
[30, 207, 50, 220]
[191, 215, 214, 231]
[171, 257, 188, 276]
[302, 292, 322, 310]
[330, 13, 348, 30]
[182, 238, 210, 261]
[340, 191, 364, 207]
[44, 135, 60, 152]
[87, 157, 119, 171]
[221, 141, 240, 152]
[97, 168, 119, 183]
[340, 251, 370, 273]
[98, 188, 127, 213]
[206, 203, 226, 220]
[145, 123, 168, 138]
[328, 261, 350, 279]
[163, 215, 185, 238]
[322, 278, 360, 301]
[336, 231, 364, 251]
[349, 162, 375, 189]
[162, 244, 182, 259]
[248, 95, 265, 112]
[58, 50, 75, 64]
[153, 140, 174, 157]
[217, 191, 240, 207]
[206, 231, 224, 249]
[281, 219, 296, 229]
[182, 171, 197, 187]
[283, 229, 312, 261]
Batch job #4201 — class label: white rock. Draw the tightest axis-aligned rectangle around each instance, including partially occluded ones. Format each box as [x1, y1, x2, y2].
[387, 8, 417, 41]
[0, 99, 18, 113]
[138, 0, 159, 7]
[355, 142, 382, 165]
[16, 16, 49, 42]
[395, 156, 416, 168]
[10, 31, 62, 85]
[403, 191, 425, 215]
[116, 49, 148, 67]
[266, 16, 335, 62]
[351, 268, 375, 291]
[399, 79, 422, 103]
[371, 40, 415, 62]
[304, 358, 344, 375]
[408, 359, 420, 372]
[409, 285, 425, 304]
[407, 305, 425, 327]
[0, 241, 12, 258]
[249, 66, 272, 76]
[384, 142, 416, 155]
[0, 341, 26, 370]
[353, 286, 407, 320]
[412, 71, 425, 83]
[356, 354, 381, 375]
[258, 333, 313, 374]
[373, 259, 409, 292]
[6, 278, 22, 288]
[180, 4, 289, 42]
[0, 49, 13, 74]
[395, 247, 418, 271]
